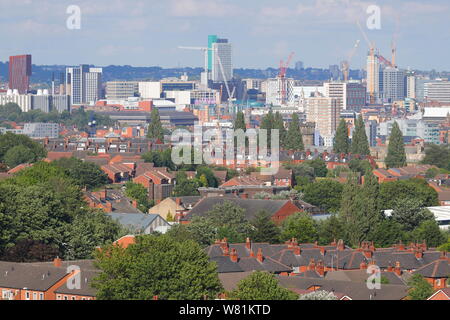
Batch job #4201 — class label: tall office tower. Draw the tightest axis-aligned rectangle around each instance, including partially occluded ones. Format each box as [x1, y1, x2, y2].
[265, 77, 295, 106]
[406, 71, 416, 99]
[324, 82, 347, 110]
[9, 54, 32, 94]
[382, 67, 406, 103]
[66, 65, 102, 105]
[424, 81, 450, 104]
[209, 36, 233, 83]
[295, 61, 304, 71]
[306, 94, 341, 147]
[329, 65, 341, 81]
[366, 52, 380, 103]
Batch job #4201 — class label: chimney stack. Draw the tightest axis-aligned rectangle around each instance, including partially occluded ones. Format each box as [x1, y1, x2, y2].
[230, 249, 238, 263]
[394, 261, 402, 276]
[337, 239, 345, 251]
[320, 247, 326, 255]
[308, 259, 316, 271]
[53, 257, 62, 268]
[257, 248, 264, 263]
[245, 238, 251, 250]
[316, 260, 325, 276]
[176, 198, 181, 206]
[132, 200, 138, 208]
[414, 248, 423, 260]
[360, 261, 368, 270]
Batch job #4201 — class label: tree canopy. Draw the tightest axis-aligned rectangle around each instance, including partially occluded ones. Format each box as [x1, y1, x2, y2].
[385, 121, 406, 168]
[92, 234, 223, 300]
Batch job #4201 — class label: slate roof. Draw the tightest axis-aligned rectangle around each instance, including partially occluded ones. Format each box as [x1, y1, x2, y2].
[54, 270, 99, 297]
[414, 258, 450, 278]
[276, 276, 409, 300]
[0, 261, 68, 291]
[107, 213, 166, 232]
[183, 197, 295, 221]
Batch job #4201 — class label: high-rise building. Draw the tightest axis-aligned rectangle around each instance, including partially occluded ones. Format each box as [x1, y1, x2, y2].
[406, 71, 416, 99]
[265, 78, 295, 106]
[9, 55, 32, 94]
[66, 65, 102, 105]
[346, 82, 367, 111]
[424, 80, 450, 104]
[295, 61, 304, 71]
[209, 35, 232, 83]
[324, 82, 347, 110]
[381, 67, 405, 103]
[366, 52, 380, 103]
[306, 94, 341, 147]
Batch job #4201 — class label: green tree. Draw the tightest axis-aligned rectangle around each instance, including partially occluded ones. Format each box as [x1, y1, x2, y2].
[280, 212, 318, 243]
[302, 180, 343, 213]
[260, 111, 275, 148]
[3, 145, 37, 168]
[285, 113, 304, 151]
[147, 108, 164, 141]
[391, 198, 435, 232]
[92, 235, 223, 300]
[305, 158, 328, 177]
[188, 201, 253, 246]
[370, 219, 407, 248]
[385, 121, 406, 168]
[351, 114, 370, 156]
[411, 220, 447, 247]
[317, 215, 347, 246]
[273, 112, 287, 148]
[379, 179, 439, 210]
[0, 132, 47, 165]
[172, 172, 200, 197]
[234, 111, 246, 131]
[229, 271, 298, 300]
[124, 181, 153, 212]
[407, 274, 434, 300]
[334, 119, 350, 154]
[250, 211, 281, 244]
[422, 144, 450, 169]
[196, 166, 219, 188]
[53, 157, 108, 190]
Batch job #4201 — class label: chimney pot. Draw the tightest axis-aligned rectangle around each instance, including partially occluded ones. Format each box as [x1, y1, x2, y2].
[257, 248, 264, 263]
[53, 257, 62, 268]
[230, 249, 238, 263]
[245, 238, 251, 250]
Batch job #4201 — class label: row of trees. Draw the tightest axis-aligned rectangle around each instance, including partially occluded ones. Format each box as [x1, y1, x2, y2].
[237, 111, 305, 151]
[334, 116, 407, 168]
[0, 103, 114, 130]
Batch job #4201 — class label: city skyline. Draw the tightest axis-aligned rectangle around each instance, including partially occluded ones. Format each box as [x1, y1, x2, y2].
[1, 0, 450, 71]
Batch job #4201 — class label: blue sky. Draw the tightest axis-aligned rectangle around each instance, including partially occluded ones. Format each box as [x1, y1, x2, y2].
[1, 0, 449, 70]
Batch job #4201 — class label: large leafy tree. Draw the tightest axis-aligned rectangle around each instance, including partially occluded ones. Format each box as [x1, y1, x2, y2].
[260, 111, 274, 148]
[422, 144, 450, 169]
[391, 198, 435, 232]
[302, 180, 344, 213]
[334, 119, 350, 154]
[92, 235, 223, 300]
[379, 179, 439, 210]
[317, 215, 347, 245]
[250, 211, 281, 244]
[147, 108, 164, 141]
[407, 274, 434, 300]
[273, 112, 287, 148]
[304, 158, 328, 177]
[53, 157, 108, 190]
[172, 172, 200, 197]
[285, 113, 304, 151]
[229, 271, 298, 300]
[350, 114, 370, 156]
[385, 121, 406, 168]
[411, 220, 447, 247]
[124, 181, 154, 212]
[280, 212, 318, 243]
[0, 132, 47, 166]
[188, 201, 253, 246]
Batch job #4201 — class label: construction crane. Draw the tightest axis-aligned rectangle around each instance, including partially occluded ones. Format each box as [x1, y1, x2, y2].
[341, 40, 361, 82]
[357, 20, 379, 104]
[178, 46, 212, 87]
[278, 52, 295, 105]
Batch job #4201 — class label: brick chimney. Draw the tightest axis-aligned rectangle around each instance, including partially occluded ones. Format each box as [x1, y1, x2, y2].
[256, 248, 264, 263]
[308, 259, 316, 271]
[387, 264, 393, 273]
[320, 247, 326, 255]
[104, 202, 113, 213]
[414, 248, 423, 259]
[293, 245, 301, 255]
[316, 260, 325, 277]
[132, 200, 138, 208]
[99, 189, 107, 201]
[176, 198, 181, 206]
[360, 261, 368, 270]
[53, 257, 62, 268]
[230, 249, 238, 263]
[394, 261, 402, 276]
[331, 239, 337, 246]
[421, 240, 428, 251]
[363, 248, 373, 259]
[245, 238, 251, 250]
[337, 239, 345, 251]
[440, 251, 447, 261]
[397, 241, 405, 251]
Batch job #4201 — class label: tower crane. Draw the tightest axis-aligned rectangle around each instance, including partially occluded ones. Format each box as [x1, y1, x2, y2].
[341, 40, 360, 82]
[278, 52, 295, 105]
[178, 46, 212, 87]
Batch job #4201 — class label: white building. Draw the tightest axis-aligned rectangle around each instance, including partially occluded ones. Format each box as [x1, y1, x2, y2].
[265, 78, 295, 106]
[211, 39, 233, 83]
[138, 82, 161, 99]
[106, 81, 138, 100]
[306, 94, 341, 147]
[0, 90, 32, 112]
[23, 123, 59, 139]
[382, 67, 405, 103]
[424, 81, 450, 103]
[366, 53, 381, 102]
[324, 82, 347, 110]
[66, 65, 103, 105]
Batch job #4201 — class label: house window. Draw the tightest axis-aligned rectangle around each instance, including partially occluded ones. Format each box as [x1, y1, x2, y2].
[71, 296, 76, 300]
[33, 292, 37, 300]
[436, 279, 441, 287]
[2, 290, 11, 300]
[39, 293, 44, 300]
[25, 292, 30, 300]
[56, 295, 61, 300]
[64, 296, 68, 300]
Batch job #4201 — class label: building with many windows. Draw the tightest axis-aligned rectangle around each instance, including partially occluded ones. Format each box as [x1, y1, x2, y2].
[66, 65, 103, 105]
[106, 81, 138, 99]
[9, 54, 32, 94]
